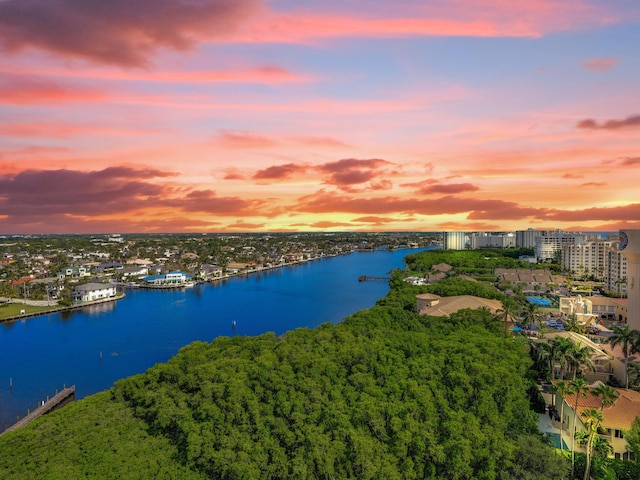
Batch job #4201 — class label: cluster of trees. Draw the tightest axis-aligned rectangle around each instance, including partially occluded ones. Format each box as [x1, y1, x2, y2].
[403, 249, 545, 278]
[110, 305, 570, 479]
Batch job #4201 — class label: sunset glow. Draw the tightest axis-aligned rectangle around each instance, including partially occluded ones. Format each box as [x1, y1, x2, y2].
[1, 0, 639, 233]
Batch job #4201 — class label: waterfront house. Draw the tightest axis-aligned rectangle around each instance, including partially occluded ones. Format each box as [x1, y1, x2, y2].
[58, 266, 90, 280]
[199, 264, 223, 280]
[556, 383, 640, 460]
[142, 271, 192, 285]
[121, 266, 149, 278]
[72, 283, 118, 303]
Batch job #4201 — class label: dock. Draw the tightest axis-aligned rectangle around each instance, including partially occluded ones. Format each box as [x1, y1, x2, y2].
[358, 275, 391, 282]
[2, 385, 75, 435]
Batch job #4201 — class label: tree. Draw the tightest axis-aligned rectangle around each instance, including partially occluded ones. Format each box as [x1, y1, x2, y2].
[552, 380, 571, 453]
[608, 325, 640, 389]
[568, 344, 595, 380]
[564, 314, 584, 334]
[591, 383, 619, 413]
[497, 297, 518, 338]
[521, 301, 543, 336]
[624, 416, 640, 462]
[570, 377, 590, 478]
[550, 337, 574, 380]
[580, 407, 604, 480]
[628, 362, 640, 390]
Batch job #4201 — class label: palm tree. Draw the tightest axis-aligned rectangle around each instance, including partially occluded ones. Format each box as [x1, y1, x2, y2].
[568, 344, 595, 380]
[497, 298, 517, 338]
[627, 362, 640, 390]
[533, 341, 553, 380]
[608, 325, 640, 389]
[522, 301, 542, 335]
[591, 383, 619, 412]
[580, 407, 604, 480]
[564, 314, 584, 334]
[552, 380, 572, 453]
[550, 337, 574, 380]
[570, 377, 590, 478]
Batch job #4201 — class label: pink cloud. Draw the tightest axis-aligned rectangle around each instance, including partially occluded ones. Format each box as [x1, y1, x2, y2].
[0, 77, 107, 105]
[222, 169, 246, 180]
[581, 57, 618, 72]
[579, 182, 606, 187]
[317, 158, 395, 189]
[215, 131, 279, 149]
[296, 192, 539, 219]
[289, 135, 351, 148]
[253, 163, 308, 180]
[0, 167, 266, 224]
[618, 157, 640, 166]
[576, 114, 640, 130]
[0, 0, 260, 67]
[229, 1, 612, 44]
[0, 122, 162, 138]
[167, 189, 263, 215]
[418, 182, 480, 195]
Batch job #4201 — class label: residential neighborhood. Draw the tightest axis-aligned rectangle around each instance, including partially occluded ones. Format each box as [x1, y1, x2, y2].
[0, 232, 437, 311]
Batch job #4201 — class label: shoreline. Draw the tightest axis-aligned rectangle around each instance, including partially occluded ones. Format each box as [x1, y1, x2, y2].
[0, 247, 424, 324]
[0, 294, 125, 324]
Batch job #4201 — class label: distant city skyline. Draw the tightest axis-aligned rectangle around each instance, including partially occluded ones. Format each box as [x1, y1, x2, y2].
[0, 0, 639, 234]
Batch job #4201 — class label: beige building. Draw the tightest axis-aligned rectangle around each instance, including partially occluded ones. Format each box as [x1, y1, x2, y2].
[562, 239, 616, 278]
[557, 384, 640, 461]
[416, 293, 503, 317]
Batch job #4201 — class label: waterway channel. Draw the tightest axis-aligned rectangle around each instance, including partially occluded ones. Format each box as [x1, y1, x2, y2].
[0, 248, 428, 430]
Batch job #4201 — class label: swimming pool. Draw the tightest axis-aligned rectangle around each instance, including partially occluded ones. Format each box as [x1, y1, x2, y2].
[527, 296, 552, 307]
[546, 432, 569, 450]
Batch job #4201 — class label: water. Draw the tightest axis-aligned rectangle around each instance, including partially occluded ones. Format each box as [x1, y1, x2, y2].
[0, 248, 428, 429]
[546, 432, 569, 450]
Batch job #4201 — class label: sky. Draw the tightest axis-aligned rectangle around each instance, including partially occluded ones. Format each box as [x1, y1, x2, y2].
[0, 0, 639, 234]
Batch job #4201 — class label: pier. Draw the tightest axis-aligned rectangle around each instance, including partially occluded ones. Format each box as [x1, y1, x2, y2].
[2, 385, 75, 435]
[358, 275, 391, 282]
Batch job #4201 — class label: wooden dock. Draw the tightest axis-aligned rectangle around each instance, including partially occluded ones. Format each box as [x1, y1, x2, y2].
[2, 385, 75, 435]
[358, 275, 391, 282]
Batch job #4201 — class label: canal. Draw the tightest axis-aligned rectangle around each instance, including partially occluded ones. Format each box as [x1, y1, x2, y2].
[0, 248, 428, 429]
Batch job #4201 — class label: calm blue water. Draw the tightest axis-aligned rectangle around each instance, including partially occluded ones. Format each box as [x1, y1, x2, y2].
[0, 248, 427, 429]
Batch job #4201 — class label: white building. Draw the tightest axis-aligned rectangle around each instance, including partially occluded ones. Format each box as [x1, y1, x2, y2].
[516, 228, 542, 249]
[443, 232, 467, 250]
[142, 271, 192, 285]
[606, 249, 628, 297]
[469, 232, 515, 249]
[561, 239, 616, 278]
[72, 283, 118, 303]
[534, 230, 596, 262]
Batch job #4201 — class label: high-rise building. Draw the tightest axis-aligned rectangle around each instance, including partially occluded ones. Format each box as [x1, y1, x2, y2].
[619, 230, 640, 330]
[469, 232, 515, 249]
[443, 232, 467, 250]
[516, 229, 541, 249]
[534, 230, 596, 262]
[561, 239, 616, 278]
[606, 248, 628, 297]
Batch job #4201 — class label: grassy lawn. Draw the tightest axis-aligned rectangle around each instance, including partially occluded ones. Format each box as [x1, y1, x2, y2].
[0, 302, 59, 320]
